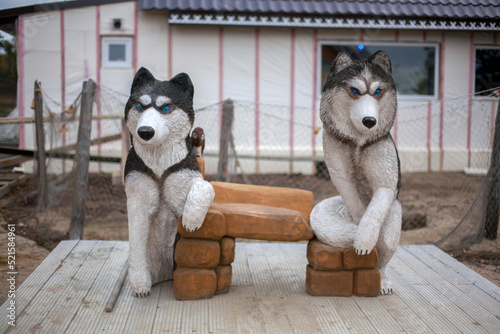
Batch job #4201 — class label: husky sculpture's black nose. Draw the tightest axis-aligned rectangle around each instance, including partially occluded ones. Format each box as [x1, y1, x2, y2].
[362, 116, 377, 129]
[138, 126, 155, 141]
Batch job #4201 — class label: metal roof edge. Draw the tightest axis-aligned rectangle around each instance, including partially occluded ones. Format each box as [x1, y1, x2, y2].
[167, 12, 499, 31]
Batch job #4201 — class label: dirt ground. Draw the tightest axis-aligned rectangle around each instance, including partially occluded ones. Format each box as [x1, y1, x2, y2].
[0, 171, 499, 304]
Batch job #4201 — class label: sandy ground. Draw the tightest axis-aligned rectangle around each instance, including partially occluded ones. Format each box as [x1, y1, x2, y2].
[0, 172, 499, 304]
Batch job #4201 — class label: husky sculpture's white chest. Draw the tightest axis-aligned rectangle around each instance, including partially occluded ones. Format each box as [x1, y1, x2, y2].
[124, 68, 214, 298]
[311, 51, 402, 295]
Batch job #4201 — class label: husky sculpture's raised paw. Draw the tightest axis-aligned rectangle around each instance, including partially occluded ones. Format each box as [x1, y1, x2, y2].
[124, 68, 215, 297]
[311, 51, 402, 295]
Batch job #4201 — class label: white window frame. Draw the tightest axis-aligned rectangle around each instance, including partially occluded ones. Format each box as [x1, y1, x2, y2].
[473, 45, 500, 99]
[317, 41, 440, 101]
[101, 36, 133, 68]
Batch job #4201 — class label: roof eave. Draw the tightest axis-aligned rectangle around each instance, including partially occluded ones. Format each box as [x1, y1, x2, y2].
[164, 11, 500, 31]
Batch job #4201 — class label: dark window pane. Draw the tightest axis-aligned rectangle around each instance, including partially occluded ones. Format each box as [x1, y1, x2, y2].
[475, 48, 500, 96]
[109, 44, 126, 61]
[321, 44, 436, 97]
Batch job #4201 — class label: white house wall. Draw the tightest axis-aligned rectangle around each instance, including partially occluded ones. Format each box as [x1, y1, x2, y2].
[136, 10, 169, 79]
[16, 3, 499, 175]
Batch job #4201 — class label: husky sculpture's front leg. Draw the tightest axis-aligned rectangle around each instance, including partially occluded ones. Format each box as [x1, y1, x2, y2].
[311, 50, 402, 295]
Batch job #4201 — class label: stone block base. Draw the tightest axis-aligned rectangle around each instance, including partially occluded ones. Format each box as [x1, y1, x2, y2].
[173, 267, 217, 300]
[354, 269, 381, 297]
[306, 265, 353, 296]
[215, 265, 232, 295]
[306, 239, 381, 297]
[174, 238, 220, 269]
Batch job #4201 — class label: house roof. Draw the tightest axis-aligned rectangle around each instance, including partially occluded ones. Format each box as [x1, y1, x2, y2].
[140, 0, 499, 20]
[140, 0, 500, 30]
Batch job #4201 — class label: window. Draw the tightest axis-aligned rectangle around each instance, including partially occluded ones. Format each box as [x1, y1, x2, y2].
[102, 37, 133, 68]
[475, 47, 500, 97]
[319, 42, 438, 99]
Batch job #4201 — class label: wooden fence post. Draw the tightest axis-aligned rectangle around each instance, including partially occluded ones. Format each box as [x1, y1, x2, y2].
[34, 80, 48, 212]
[217, 99, 234, 181]
[121, 119, 130, 184]
[69, 80, 96, 240]
[485, 95, 500, 240]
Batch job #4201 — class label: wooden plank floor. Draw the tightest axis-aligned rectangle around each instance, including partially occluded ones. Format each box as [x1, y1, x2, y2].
[2, 241, 500, 333]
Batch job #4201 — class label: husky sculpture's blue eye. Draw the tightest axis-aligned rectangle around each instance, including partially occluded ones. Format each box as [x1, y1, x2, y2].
[374, 89, 381, 96]
[351, 88, 361, 95]
[163, 106, 169, 112]
[137, 104, 142, 110]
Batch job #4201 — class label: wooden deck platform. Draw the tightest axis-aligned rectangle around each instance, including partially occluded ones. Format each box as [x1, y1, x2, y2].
[2, 240, 500, 333]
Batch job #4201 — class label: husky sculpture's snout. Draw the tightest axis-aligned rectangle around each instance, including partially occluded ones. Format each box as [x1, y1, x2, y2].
[137, 126, 155, 141]
[362, 116, 377, 129]
[350, 94, 380, 133]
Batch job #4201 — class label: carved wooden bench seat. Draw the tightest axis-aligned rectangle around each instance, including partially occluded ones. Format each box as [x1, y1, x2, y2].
[173, 180, 380, 300]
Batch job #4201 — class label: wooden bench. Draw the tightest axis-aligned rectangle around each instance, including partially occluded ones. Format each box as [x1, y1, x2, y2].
[174, 180, 381, 300]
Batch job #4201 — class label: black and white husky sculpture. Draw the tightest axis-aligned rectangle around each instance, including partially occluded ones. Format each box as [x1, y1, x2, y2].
[310, 51, 401, 295]
[124, 68, 215, 297]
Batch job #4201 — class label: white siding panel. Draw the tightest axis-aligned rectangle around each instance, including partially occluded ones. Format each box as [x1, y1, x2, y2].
[64, 7, 97, 107]
[171, 25, 219, 108]
[222, 26, 256, 103]
[137, 10, 169, 79]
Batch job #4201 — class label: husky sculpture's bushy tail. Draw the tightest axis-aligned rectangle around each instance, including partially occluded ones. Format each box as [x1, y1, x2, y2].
[311, 51, 401, 295]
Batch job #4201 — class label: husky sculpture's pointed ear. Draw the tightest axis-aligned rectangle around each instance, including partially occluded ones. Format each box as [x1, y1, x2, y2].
[131, 67, 156, 94]
[170, 72, 194, 99]
[331, 53, 354, 74]
[368, 50, 392, 74]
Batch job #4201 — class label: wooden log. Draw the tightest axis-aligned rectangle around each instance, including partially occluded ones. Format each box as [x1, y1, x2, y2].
[354, 269, 381, 297]
[69, 80, 96, 240]
[343, 248, 378, 270]
[211, 181, 315, 220]
[0, 117, 36, 124]
[0, 155, 31, 168]
[219, 237, 235, 265]
[121, 119, 130, 185]
[211, 202, 313, 241]
[177, 209, 226, 241]
[216, 99, 234, 181]
[34, 81, 48, 212]
[215, 265, 232, 295]
[174, 238, 220, 269]
[173, 267, 217, 300]
[485, 97, 500, 240]
[307, 239, 343, 271]
[105, 261, 128, 312]
[306, 265, 353, 297]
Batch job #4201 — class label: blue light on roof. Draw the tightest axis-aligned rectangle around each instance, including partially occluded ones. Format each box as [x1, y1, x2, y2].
[358, 44, 365, 51]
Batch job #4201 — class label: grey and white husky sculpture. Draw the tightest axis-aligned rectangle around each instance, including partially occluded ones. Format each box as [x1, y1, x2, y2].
[124, 68, 215, 297]
[310, 51, 401, 295]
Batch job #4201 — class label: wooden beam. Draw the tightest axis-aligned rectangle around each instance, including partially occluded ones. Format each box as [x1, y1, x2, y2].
[0, 146, 121, 163]
[217, 99, 234, 181]
[0, 117, 36, 124]
[0, 155, 32, 168]
[51, 133, 122, 153]
[0, 115, 122, 125]
[34, 80, 48, 212]
[69, 80, 96, 240]
[485, 97, 500, 240]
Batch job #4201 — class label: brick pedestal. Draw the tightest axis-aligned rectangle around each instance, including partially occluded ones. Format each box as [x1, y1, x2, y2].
[174, 212, 234, 300]
[306, 239, 381, 297]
